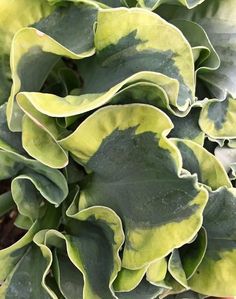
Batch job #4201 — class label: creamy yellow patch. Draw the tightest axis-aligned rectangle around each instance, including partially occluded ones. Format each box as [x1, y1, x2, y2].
[122, 187, 207, 269]
[189, 248, 236, 296]
[147, 258, 167, 283]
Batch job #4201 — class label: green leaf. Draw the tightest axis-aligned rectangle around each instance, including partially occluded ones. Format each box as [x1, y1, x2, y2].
[17, 6, 195, 121]
[77, 8, 194, 108]
[0, 55, 11, 105]
[34, 231, 63, 299]
[63, 160, 85, 185]
[114, 267, 148, 292]
[0, 246, 52, 299]
[116, 279, 164, 299]
[53, 250, 84, 299]
[165, 290, 207, 299]
[60, 104, 207, 269]
[67, 207, 124, 298]
[168, 250, 188, 289]
[17, 73, 183, 118]
[170, 20, 219, 72]
[0, 191, 15, 218]
[161, 273, 187, 296]
[167, 229, 207, 290]
[34, 206, 124, 299]
[188, 187, 236, 296]
[0, 205, 60, 283]
[15, 93, 69, 168]
[0, 150, 68, 221]
[0, 104, 24, 153]
[7, 3, 97, 131]
[14, 214, 33, 231]
[157, 0, 236, 99]
[0, 0, 54, 104]
[199, 96, 236, 141]
[146, 258, 168, 285]
[172, 138, 232, 189]
[111, 81, 171, 109]
[168, 108, 205, 146]
[178, 228, 207, 280]
[22, 115, 68, 169]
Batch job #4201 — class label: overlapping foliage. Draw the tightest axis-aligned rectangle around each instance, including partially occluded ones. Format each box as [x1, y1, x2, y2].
[0, 0, 236, 298]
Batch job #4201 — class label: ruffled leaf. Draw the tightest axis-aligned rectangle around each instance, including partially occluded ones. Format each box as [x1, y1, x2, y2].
[7, 3, 97, 131]
[34, 206, 124, 299]
[188, 187, 236, 296]
[17, 7, 195, 122]
[0, 0, 54, 104]
[60, 104, 207, 269]
[157, 0, 236, 99]
[172, 138, 232, 189]
[0, 149, 68, 222]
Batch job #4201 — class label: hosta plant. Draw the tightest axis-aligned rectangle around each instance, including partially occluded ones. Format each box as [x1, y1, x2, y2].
[1, 0, 236, 298]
